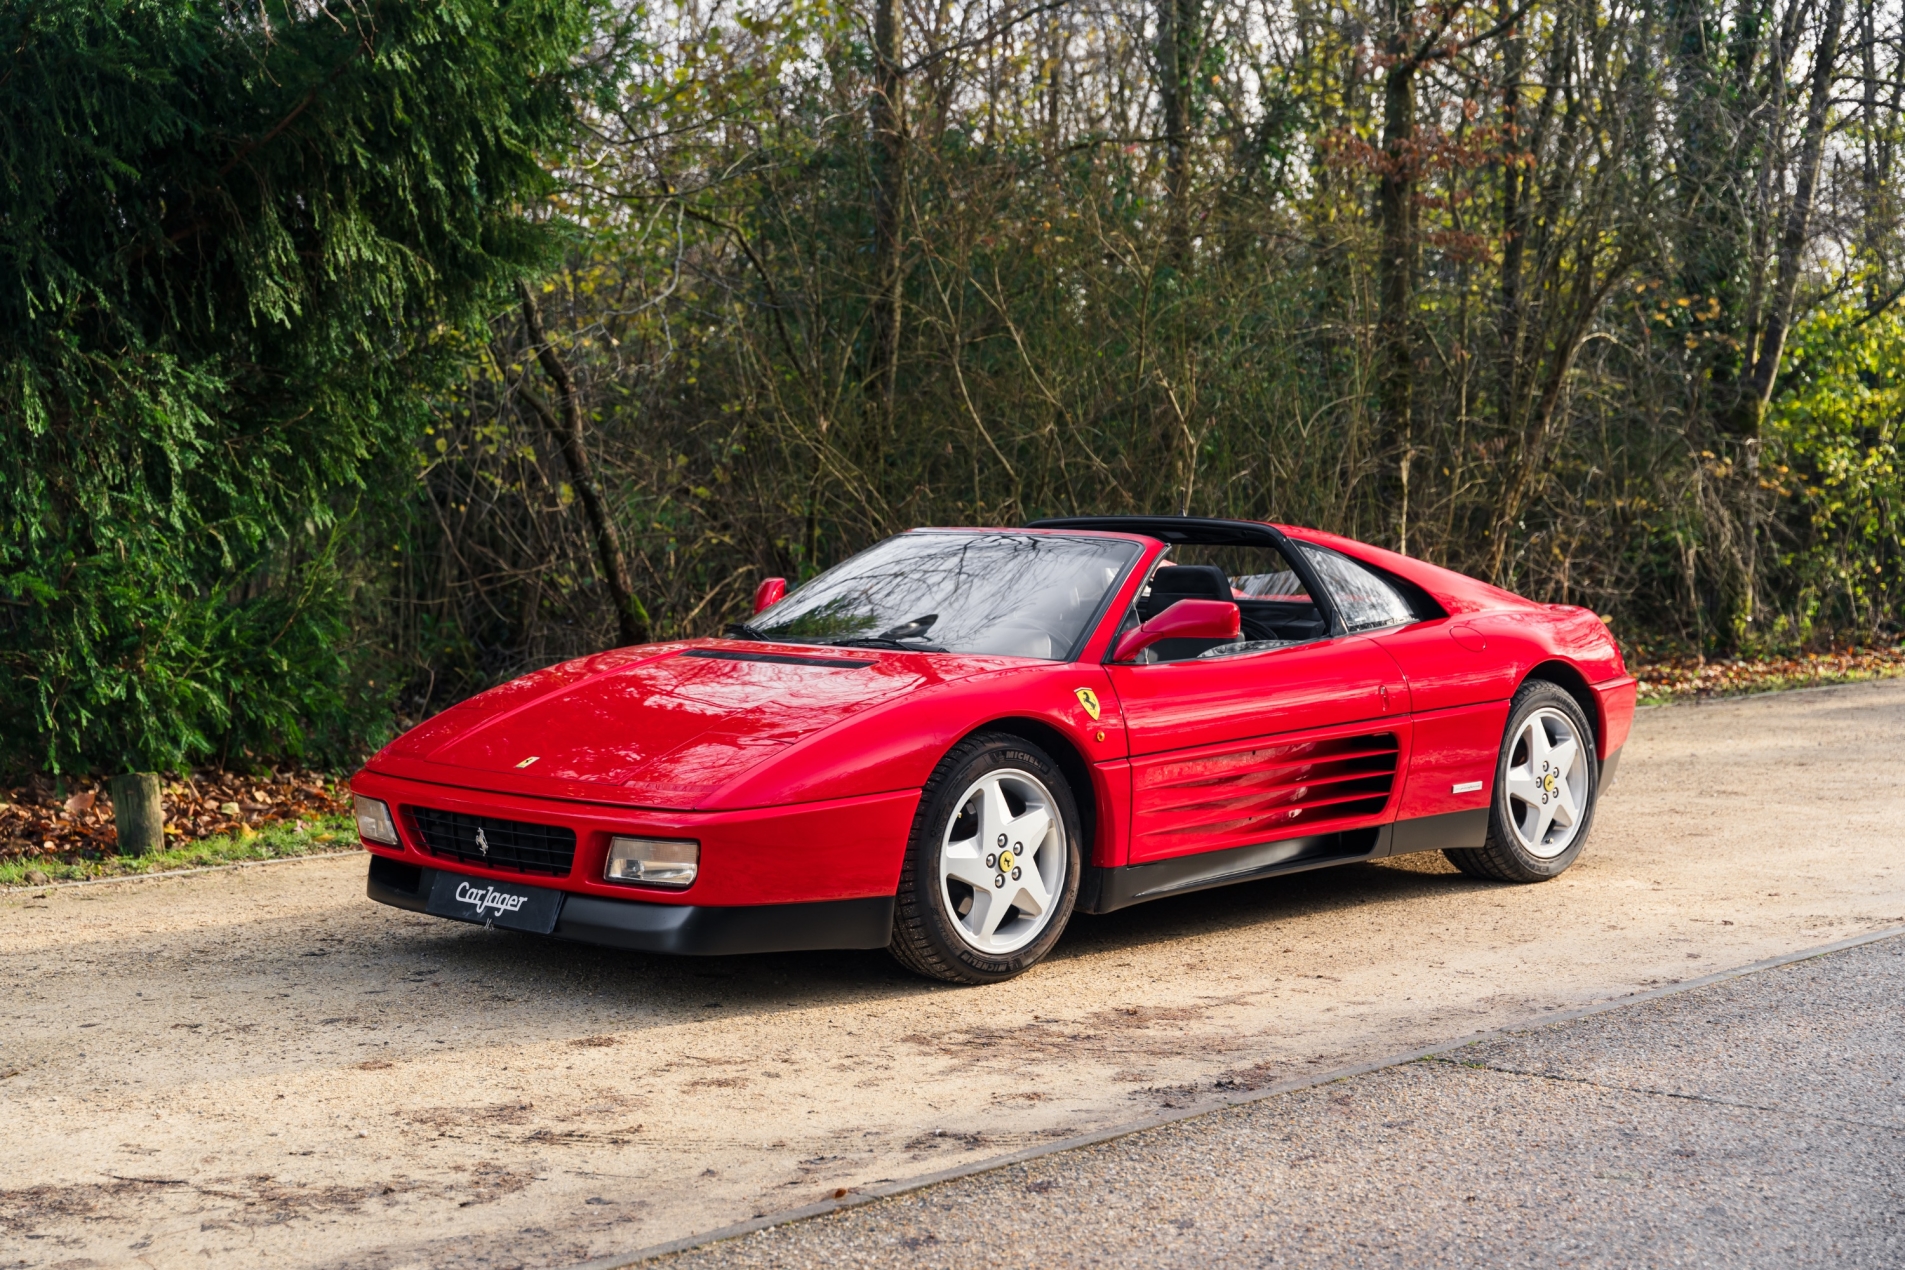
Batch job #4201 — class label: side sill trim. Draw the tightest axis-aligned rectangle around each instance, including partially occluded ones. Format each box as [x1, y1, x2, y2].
[1597, 746, 1622, 796]
[1077, 827, 1385, 915]
[366, 857, 895, 956]
[1386, 807, 1489, 856]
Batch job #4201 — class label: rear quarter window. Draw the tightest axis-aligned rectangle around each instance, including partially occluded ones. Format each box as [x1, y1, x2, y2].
[1295, 543, 1421, 632]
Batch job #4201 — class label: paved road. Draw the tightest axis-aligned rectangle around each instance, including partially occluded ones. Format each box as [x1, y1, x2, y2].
[2, 680, 1903, 1269]
[652, 932, 1905, 1268]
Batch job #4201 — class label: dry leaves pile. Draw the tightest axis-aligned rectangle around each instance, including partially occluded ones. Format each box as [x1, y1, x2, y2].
[1631, 645, 1905, 701]
[0, 770, 351, 863]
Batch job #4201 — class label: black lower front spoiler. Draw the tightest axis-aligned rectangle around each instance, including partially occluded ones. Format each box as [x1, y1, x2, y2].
[366, 856, 895, 956]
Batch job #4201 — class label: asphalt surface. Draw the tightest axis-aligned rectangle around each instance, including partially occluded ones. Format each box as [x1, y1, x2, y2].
[651, 932, 1905, 1268]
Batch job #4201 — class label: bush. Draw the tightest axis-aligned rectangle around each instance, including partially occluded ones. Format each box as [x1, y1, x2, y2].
[0, 0, 597, 774]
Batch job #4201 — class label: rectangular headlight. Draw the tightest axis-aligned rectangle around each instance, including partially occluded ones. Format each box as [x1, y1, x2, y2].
[604, 836, 699, 889]
[353, 795, 399, 845]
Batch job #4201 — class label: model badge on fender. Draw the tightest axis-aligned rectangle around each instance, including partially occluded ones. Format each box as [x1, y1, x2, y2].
[1074, 687, 1102, 720]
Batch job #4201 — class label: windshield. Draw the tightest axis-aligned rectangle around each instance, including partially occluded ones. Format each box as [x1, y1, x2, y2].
[744, 531, 1142, 659]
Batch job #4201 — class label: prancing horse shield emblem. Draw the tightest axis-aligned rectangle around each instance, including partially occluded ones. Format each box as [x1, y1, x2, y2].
[1074, 687, 1102, 720]
[475, 827, 491, 855]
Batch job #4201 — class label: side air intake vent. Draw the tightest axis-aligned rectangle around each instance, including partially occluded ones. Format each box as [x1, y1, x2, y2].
[1133, 732, 1401, 856]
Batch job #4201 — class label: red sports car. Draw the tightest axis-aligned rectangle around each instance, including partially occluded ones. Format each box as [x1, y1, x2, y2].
[354, 516, 1635, 983]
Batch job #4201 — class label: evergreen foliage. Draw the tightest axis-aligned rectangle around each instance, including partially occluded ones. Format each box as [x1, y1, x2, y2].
[0, 0, 594, 773]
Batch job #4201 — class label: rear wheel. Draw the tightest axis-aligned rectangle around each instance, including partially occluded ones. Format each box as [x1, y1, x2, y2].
[1446, 680, 1598, 883]
[889, 733, 1082, 984]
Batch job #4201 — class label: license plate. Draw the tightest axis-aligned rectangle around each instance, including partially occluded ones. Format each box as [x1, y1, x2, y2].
[425, 871, 564, 934]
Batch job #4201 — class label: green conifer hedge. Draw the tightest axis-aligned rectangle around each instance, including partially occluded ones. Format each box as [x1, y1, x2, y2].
[0, 0, 595, 774]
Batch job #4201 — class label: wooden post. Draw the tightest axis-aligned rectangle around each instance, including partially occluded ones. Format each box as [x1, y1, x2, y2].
[111, 773, 164, 855]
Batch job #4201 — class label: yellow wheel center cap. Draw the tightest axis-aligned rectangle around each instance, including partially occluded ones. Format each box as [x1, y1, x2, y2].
[1543, 773, 1557, 794]
[999, 850, 1016, 872]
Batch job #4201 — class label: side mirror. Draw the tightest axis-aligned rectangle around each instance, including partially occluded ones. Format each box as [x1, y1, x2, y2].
[752, 577, 788, 613]
[1113, 599, 1241, 662]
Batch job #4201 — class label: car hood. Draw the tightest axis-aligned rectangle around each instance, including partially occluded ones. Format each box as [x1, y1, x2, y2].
[365, 642, 1004, 809]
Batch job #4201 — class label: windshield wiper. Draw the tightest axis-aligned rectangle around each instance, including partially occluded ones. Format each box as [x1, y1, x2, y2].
[725, 623, 914, 650]
[812, 636, 947, 652]
[723, 621, 773, 640]
[812, 613, 945, 651]
[877, 613, 939, 642]
[734, 612, 944, 651]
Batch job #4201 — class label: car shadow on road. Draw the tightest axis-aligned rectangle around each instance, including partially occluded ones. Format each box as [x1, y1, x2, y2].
[385, 851, 1502, 1028]
[1051, 852, 1499, 964]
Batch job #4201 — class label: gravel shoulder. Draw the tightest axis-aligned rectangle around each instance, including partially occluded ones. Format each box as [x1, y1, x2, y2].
[3, 679, 1904, 1269]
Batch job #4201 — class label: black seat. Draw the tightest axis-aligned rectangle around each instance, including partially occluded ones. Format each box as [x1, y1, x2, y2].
[1138, 564, 1232, 619]
[1138, 565, 1238, 660]
[1237, 598, 1327, 642]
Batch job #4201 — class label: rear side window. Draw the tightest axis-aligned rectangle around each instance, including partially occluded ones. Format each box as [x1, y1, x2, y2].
[1296, 544, 1417, 632]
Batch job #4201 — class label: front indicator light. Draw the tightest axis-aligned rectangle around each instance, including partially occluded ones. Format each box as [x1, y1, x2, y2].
[353, 795, 399, 845]
[605, 836, 699, 889]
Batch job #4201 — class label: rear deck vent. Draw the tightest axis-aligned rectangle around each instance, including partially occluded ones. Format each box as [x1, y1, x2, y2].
[406, 807, 576, 877]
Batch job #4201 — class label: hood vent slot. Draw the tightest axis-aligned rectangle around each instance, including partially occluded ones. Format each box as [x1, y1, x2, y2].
[683, 648, 875, 669]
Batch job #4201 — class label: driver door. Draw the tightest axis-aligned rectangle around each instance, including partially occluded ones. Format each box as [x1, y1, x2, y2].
[1107, 635, 1409, 865]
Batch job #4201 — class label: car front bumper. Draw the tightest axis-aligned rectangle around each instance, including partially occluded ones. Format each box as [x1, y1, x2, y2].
[367, 855, 894, 956]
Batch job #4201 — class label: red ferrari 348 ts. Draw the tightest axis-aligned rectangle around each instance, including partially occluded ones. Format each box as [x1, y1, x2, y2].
[354, 516, 1635, 983]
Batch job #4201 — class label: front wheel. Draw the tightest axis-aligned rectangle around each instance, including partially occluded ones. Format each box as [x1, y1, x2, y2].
[888, 733, 1082, 984]
[1446, 680, 1599, 883]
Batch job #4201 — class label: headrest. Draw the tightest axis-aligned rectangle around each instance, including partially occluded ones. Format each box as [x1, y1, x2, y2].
[1139, 564, 1234, 622]
[1147, 564, 1232, 601]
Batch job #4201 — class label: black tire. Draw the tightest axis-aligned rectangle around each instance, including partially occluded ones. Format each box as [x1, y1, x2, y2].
[1445, 680, 1599, 883]
[888, 732, 1083, 984]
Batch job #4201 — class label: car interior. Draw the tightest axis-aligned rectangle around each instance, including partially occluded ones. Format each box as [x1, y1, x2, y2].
[1023, 515, 1437, 663]
[1120, 541, 1334, 662]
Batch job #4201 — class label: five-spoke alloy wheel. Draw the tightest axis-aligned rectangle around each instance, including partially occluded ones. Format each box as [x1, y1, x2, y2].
[1501, 705, 1590, 858]
[1447, 680, 1600, 883]
[890, 733, 1082, 983]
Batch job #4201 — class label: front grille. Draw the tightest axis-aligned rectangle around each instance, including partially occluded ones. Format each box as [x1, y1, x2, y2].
[406, 806, 576, 877]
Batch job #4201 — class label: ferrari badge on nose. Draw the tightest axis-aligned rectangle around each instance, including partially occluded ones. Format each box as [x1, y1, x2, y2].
[1074, 687, 1102, 720]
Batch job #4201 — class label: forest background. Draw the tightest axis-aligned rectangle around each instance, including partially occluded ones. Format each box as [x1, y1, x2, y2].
[4, 0, 1905, 780]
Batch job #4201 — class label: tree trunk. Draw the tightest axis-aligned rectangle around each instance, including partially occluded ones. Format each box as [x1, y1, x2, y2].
[1043, 10, 1064, 155]
[868, 0, 905, 435]
[1377, 0, 1420, 549]
[1496, 1, 1528, 440]
[111, 772, 163, 856]
[1668, 0, 1755, 433]
[517, 280, 649, 647]
[1487, 279, 1616, 582]
[1740, 0, 1846, 429]
[1858, 0, 1879, 309]
[1159, 0, 1201, 264]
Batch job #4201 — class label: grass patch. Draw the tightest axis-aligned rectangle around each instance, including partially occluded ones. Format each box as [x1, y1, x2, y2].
[1, 814, 359, 888]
